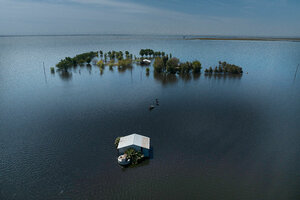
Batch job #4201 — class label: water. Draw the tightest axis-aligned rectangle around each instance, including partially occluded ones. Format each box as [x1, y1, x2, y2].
[0, 35, 300, 200]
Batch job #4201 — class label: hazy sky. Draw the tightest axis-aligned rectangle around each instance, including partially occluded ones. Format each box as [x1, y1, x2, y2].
[0, 0, 299, 36]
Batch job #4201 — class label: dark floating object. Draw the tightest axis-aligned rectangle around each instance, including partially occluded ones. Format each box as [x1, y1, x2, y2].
[149, 105, 155, 110]
[155, 98, 159, 106]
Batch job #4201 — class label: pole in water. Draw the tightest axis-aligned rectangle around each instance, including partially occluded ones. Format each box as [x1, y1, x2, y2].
[43, 62, 47, 83]
[294, 64, 299, 82]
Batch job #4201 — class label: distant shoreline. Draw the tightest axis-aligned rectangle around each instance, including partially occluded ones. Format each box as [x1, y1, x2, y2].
[186, 37, 300, 42]
[0, 34, 299, 42]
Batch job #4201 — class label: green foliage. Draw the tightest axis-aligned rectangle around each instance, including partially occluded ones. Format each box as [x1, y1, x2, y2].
[86, 57, 92, 64]
[56, 51, 98, 69]
[125, 148, 144, 165]
[97, 60, 105, 68]
[153, 57, 165, 73]
[114, 137, 120, 148]
[146, 67, 150, 75]
[108, 60, 115, 68]
[55, 50, 242, 79]
[192, 60, 202, 73]
[118, 59, 132, 68]
[50, 67, 55, 74]
[166, 57, 179, 74]
[214, 66, 219, 73]
[139, 49, 155, 57]
[162, 55, 169, 67]
[204, 61, 243, 74]
[179, 62, 192, 74]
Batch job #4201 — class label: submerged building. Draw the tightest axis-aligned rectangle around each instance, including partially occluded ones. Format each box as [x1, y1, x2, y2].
[117, 133, 150, 157]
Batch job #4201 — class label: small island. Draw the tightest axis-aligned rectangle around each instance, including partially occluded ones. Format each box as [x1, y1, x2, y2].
[54, 49, 243, 78]
[114, 134, 150, 167]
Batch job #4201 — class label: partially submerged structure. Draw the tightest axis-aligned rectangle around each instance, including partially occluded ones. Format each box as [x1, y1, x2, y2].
[140, 59, 151, 65]
[117, 133, 150, 157]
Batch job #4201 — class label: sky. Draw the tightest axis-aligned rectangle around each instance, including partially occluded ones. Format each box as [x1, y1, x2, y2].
[0, 0, 300, 36]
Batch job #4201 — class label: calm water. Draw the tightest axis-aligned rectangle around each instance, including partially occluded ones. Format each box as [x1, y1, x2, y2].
[0, 35, 300, 200]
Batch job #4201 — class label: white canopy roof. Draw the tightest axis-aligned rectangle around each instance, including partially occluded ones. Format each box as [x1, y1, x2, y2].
[117, 134, 150, 149]
[143, 59, 151, 63]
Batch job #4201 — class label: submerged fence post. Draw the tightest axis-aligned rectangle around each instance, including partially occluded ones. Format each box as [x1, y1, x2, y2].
[294, 64, 299, 82]
[43, 62, 47, 83]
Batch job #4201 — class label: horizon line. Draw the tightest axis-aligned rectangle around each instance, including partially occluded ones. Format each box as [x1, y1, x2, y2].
[0, 33, 300, 39]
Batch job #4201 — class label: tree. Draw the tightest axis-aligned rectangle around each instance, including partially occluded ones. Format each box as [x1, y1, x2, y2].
[86, 57, 91, 64]
[97, 60, 104, 68]
[214, 66, 219, 73]
[104, 53, 107, 62]
[179, 62, 189, 74]
[162, 55, 169, 67]
[218, 66, 223, 73]
[125, 51, 129, 59]
[139, 49, 145, 57]
[192, 60, 202, 73]
[153, 57, 164, 73]
[166, 57, 179, 74]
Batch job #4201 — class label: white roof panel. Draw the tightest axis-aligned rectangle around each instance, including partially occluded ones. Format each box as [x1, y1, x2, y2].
[117, 134, 150, 149]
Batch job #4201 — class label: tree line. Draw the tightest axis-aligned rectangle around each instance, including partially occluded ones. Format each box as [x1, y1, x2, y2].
[204, 61, 243, 74]
[153, 56, 202, 74]
[55, 49, 243, 76]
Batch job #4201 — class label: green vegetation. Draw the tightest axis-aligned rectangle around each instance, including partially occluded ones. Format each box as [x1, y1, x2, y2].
[50, 67, 55, 74]
[125, 148, 144, 165]
[192, 61, 202, 73]
[56, 51, 98, 69]
[114, 137, 120, 148]
[97, 60, 105, 68]
[153, 57, 165, 73]
[153, 56, 203, 75]
[204, 61, 243, 74]
[139, 49, 167, 58]
[166, 57, 179, 73]
[55, 49, 242, 79]
[117, 58, 132, 68]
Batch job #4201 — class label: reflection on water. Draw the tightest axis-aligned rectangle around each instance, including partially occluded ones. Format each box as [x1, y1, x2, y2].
[117, 65, 133, 73]
[204, 73, 243, 80]
[56, 65, 243, 84]
[57, 69, 72, 81]
[154, 72, 178, 85]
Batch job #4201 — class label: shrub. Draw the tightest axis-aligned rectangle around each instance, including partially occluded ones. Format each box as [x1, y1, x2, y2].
[153, 57, 164, 73]
[192, 60, 202, 73]
[214, 66, 219, 73]
[125, 148, 144, 165]
[114, 137, 120, 148]
[166, 57, 179, 74]
[108, 60, 114, 68]
[97, 60, 105, 68]
[118, 59, 132, 68]
[86, 57, 92, 64]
